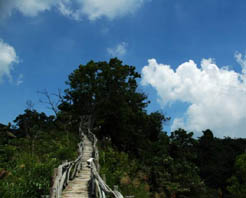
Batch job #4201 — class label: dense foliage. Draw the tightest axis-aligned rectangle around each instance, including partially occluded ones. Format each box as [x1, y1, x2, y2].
[60, 58, 166, 153]
[1, 58, 246, 197]
[0, 111, 80, 198]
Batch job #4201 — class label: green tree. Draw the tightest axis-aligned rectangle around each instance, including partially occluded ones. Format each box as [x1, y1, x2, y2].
[196, 130, 244, 195]
[14, 109, 54, 138]
[169, 129, 197, 162]
[61, 58, 147, 116]
[13, 109, 55, 155]
[227, 153, 246, 197]
[165, 129, 205, 197]
[61, 58, 167, 153]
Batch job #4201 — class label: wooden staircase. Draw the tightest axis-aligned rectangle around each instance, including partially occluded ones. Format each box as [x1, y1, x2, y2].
[50, 118, 125, 198]
[62, 136, 93, 198]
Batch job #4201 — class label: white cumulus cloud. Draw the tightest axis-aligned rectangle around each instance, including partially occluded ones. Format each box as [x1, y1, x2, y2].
[0, 0, 58, 19]
[0, 0, 146, 21]
[0, 39, 19, 82]
[58, 0, 146, 21]
[79, 0, 145, 20]
[107, 42, 128, 57]
[141, 56, 246, 138]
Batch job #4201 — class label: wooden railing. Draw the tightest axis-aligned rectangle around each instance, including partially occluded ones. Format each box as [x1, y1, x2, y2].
[86, 128, 124, 198]
[49, 134, 84, 198]
[49, 115, 125, 198]
[87, 128, 100, 168]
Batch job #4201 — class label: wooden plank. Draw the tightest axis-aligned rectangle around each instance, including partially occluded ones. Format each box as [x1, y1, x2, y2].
[50, 124, 125, 198]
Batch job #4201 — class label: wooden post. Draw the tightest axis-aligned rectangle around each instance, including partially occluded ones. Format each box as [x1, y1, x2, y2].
[91, 175, 95, 196]
[102, 174, 106, 183]
[57, 165, 63, 198]
[50, 168, 58, 197]
[114, 185, 118, 191]
[102, 191, 106, 198]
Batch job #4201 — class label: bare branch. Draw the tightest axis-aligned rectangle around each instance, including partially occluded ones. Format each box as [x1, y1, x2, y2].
[38, 89, 63, 116]
[26, 100, 35, 110]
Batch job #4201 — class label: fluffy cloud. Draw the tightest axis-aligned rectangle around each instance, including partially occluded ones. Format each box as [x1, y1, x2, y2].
[79, 0, 145, 20]
[107, 42, 128, 57]
[0, 0, 146, 20]
[141, 56, 246, 138]
[58, 0, 146, 21]
[0, 39, 19, 82]
[0, 0, 58, 19]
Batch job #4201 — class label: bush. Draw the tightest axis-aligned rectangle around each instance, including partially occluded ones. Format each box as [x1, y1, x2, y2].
[99, 145, 150, 198]
[0, 128, 80, 198]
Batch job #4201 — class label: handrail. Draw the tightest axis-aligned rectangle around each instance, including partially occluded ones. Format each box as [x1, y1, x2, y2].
[49, 132, 84, 198]
[49, 115, 124, 198]
[87, 128, 100, 169]
[86, 127, 124, 198]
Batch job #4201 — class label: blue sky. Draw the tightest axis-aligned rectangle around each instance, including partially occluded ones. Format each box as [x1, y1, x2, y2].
[1, 0, 246, 137]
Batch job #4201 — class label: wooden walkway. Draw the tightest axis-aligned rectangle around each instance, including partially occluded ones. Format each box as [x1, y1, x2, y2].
[62, 136, 93, 198]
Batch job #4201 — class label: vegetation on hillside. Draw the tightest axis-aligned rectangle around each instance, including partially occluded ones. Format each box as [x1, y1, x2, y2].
[1, 58, 246, 197]
[0, 111, 80, 198]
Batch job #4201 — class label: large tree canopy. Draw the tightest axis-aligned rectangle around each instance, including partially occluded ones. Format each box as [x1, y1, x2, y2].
[62, 58, 147, 115]
[60, 58, 166, 152]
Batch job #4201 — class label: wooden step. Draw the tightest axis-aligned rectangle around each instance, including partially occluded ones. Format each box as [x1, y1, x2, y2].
[62, 136, 93, 198]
